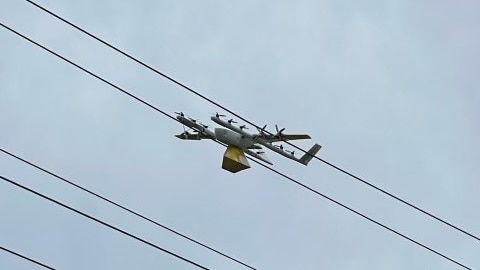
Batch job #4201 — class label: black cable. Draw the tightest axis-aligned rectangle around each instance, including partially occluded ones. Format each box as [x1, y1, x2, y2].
[244, 158, 473, 269]
[24, 0, 480, 244]
[0, 246, 56, 270]
[0, 13, 256, 268]
[0, 22, 472, 269]
[0, 175, 211, 270]
[0, 148, 258, 270]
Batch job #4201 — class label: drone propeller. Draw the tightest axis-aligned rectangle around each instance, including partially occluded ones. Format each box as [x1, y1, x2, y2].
[253, 124, 268, 140]
[214, 112, 226, 118]
[256, 124, 267, 134]
[200, 123, 209, 129]
[239, 125, 248, 130]
[275, 124, 285, 138]
[256, 151, 265, 155]
[286, 150, 295, 156]
[274, 144, 284, 150]
[228, 119, 237, 124]
[174, 111, 185, 117]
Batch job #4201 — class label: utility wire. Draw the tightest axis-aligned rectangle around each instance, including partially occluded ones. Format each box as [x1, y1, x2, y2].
[0, 148, 258, 270]
[24, 0, 480, 243]
[0, 175, 211, 270]
[0, 246, 56, 270]
[0, 22, 472, 269]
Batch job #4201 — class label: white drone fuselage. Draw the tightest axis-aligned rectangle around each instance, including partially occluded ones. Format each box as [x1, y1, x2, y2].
[214, 128, 255, 149]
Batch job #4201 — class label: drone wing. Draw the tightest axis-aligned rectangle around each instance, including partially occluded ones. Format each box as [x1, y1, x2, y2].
[263, 134, 311, 143]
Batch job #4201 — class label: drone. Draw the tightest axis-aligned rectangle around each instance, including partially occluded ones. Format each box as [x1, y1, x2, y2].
[174, 112, 321, 173]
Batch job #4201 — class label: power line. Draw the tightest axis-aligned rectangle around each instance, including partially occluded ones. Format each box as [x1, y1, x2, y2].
[0, 22, 472, 269]
[0, 246, 56, 270]
[0, 148, 258, 270]
[0, 19, 257, 269]
[0, 175, 211, 270]
[24, 0, 480, 244]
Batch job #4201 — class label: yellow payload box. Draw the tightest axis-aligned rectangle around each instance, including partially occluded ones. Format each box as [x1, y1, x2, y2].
[222, 145, 250, 173]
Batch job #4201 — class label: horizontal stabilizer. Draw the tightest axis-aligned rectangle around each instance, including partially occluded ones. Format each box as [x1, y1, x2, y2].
[298, 143, 322, 166]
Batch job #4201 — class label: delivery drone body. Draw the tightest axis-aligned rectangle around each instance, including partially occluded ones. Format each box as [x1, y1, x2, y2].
[175, 112, 321, 173]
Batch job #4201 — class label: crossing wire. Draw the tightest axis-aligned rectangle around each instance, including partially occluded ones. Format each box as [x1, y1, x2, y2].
[0, 175, 211, 270]
[0, 21, 472, 270]
[0, 148, 258, 270]
[24, 0, 480, 244]
[0, 246, 56, 270]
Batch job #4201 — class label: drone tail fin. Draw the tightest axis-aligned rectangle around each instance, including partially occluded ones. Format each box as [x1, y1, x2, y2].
[299, 143, 322, 166]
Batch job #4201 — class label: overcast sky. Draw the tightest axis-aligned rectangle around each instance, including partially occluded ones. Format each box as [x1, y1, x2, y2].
[1, 0, 479, 269]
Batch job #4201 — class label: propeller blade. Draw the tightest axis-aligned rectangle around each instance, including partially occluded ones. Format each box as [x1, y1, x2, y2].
[275, 124, 285, 138]
[214, 112, 226, 118]
[275, 125, 285, 133]
[255, 124, 268, 139]
[240, 125, 248, 130]
[257, 124, 267, 133]
[228, 119, 237, 124]
[174, 111, 185, 117]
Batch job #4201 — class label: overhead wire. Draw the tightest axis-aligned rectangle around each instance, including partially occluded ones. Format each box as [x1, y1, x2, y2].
[0, 22, 472, 269]
[0, 148, 258, 270]
[0, 246, 56, 270]
[0, 175, 211, 270]
[24, 0, 480, 244]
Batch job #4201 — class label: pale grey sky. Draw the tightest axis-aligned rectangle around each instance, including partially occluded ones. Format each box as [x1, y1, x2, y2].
[1, 0, 479, 269]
